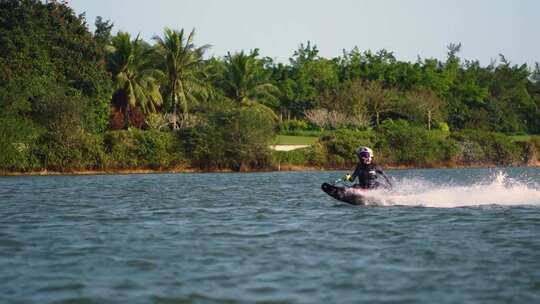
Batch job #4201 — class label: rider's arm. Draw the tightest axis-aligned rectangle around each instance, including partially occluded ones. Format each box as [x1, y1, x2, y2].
[343, 165, 358, 181]
[350, 164, 361, 182]
[376, 166, 392, 187]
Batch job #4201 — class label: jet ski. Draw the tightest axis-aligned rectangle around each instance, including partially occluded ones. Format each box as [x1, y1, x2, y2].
[321, 182, 382, 206]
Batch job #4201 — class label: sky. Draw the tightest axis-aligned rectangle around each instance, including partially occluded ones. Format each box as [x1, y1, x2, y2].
[68, 0, 540, 67]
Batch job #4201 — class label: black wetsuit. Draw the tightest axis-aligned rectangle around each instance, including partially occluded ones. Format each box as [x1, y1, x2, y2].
[350, 162, 388, 189]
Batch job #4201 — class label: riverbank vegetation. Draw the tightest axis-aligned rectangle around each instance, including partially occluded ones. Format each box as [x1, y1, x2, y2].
[1, 0, 540, 174]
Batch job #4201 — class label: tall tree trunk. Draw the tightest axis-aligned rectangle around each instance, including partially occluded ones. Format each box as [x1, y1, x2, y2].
[428, 110, 432, 130]
[172, 96, 178, 130]
[124, 105, 130, 129]
[172, 94, 178, 130]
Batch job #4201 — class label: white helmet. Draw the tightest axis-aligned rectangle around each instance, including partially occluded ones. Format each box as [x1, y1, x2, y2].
[356, 146, 373, 163]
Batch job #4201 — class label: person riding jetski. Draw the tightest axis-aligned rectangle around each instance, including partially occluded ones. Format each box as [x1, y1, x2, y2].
[343, 147, 392, 189]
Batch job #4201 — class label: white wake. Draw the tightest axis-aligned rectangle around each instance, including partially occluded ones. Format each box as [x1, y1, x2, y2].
[369, 171, 540, 208]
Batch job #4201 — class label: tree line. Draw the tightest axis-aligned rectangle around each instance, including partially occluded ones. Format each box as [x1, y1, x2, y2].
[1, 0, 539, 172]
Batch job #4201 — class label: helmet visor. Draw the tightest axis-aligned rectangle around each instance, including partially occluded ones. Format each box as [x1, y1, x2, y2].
[359, 151, 371, 159]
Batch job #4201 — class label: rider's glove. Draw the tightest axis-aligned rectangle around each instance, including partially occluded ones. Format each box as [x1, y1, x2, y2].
[343, 174, 352, 182]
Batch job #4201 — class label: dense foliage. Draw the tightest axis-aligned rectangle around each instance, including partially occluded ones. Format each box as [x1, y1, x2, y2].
[1, 0, 539, 173]
[0, 0, 111, 171]
[179, 99, 275, 171]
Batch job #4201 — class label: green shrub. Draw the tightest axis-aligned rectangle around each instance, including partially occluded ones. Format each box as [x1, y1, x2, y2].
[529, 136, 540, 157]
[36, 130, 107, 171]
[379, 120, 426, 164]
[28, 84, 111, 171]
[0, 116, 41, 171]
[104, 130, 182, 169]
[379, 119, 461, 165]
[528, 136, 540, 162]
[317, 129, 377, 167]
[279, 129, 324, 137]
[225, 107, 275, 171]
[179, 103, 276, 171]
[429, 134, 462, 163]
[278, 119, 309, 132]
[451, 130, 524, 165]
[272, 148, 308, 166]
[462, 140, 485, 163]
[515, 140, 537, 164]
[435, 121, 450, 132]
[178, 124, 226, 170]
[307, 142, 328, 167]
[0, 0, 112, 133]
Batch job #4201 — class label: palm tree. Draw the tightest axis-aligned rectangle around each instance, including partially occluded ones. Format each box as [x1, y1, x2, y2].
[108, 32, 162, 129]
[153, 28, 210, 130]
[222, 50, 279, 119]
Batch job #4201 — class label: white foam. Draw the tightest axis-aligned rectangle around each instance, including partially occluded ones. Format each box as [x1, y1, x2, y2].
[369, 171, 540, 208]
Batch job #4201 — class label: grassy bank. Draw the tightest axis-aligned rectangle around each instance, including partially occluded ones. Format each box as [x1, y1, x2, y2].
[2, 125, 540, 175]
[273, 135, 319, 145]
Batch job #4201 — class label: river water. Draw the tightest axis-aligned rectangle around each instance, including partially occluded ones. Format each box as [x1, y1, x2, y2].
[1, 168, 540, 303]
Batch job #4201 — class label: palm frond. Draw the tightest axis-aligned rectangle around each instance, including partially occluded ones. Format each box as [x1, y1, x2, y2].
[242, 98, 279, 120]
[153, 27, 211, 125]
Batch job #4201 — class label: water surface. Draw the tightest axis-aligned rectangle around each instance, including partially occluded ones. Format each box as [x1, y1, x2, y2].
[1, 168, 540, 303]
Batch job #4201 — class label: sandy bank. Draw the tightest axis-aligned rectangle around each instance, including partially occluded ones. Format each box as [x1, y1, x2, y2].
[1, 162, 538, 177]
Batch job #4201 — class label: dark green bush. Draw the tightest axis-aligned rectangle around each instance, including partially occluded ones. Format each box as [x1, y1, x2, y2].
[36, 130, 107, 171]
[180, 102, 275, 171]
[279, 129, 324, 137]
[31, 90, 111, 171]
[451, 130, 524, 165]
[529, 136, 540, 162]
[529, 136, 540, 158]
[0, 0, 112, 133]
[225, 107, 275, 171]
[316, 129, 377, 167]
[272, 148, 309, 166]
[379, 119, 461, 165]
[307, 142, 328, 167]
[429, 134, 462, 163]
[379, 120, 427, 164]
[278, 119, 310, 132]
[104, 130, 182, 169]
[459, 139, 486, 163]
[179, 124, 226, 170]
[0, 116, 41, 171]
[515, 140, 537, 164]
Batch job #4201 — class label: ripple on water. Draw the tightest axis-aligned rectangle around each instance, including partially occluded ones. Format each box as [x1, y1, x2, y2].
[37, 282, 85, 292]
[0, 238, 24, 249]
[152, 293, 240, 304]
[125, 259, 157, 271]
